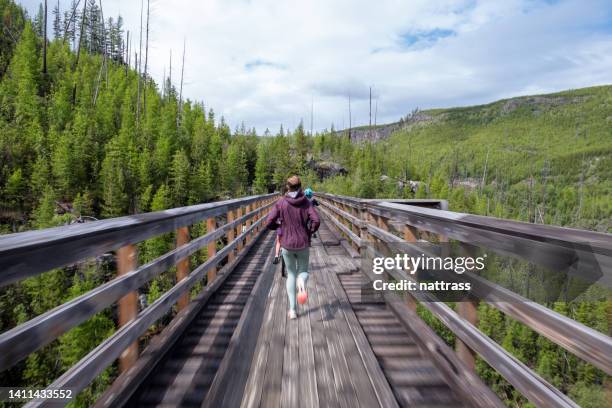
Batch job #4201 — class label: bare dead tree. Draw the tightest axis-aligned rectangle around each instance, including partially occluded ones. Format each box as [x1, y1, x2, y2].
[136, 0, 144, 125]
[62, 0, 81, 44]
[481, 146, 490, 193]
[348, 93, 352, 141]
[93, 0, 109, 106]
[143, 0, 150, 116]
[71, 0, 87, 104]
[528, 160, 535, 223]
[540, 157, 549, 223]
[125, 30, 130, 74]
[577, 152, 586, 221]
[43, 0, 47, 74]
[374, 98, 378, 127]
[369, 86, 372, 138]
[162, 65, 165, 99]
[177, 39, 186, 129]
[98, 0, 107, 74]
[168, 49, 172, 101]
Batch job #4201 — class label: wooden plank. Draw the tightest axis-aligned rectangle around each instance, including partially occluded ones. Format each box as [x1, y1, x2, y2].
[324, 256, 399, 408]
[281, 301, 299, 407]
[307, 255, 340, 408]
[311, 246, 358, 408]
[240, 261, 282, 408]
[202, 233, 276, 408]
[297, 271, 319, 408]
[316, 251, 384, 408]
[260, 261, 288, 408]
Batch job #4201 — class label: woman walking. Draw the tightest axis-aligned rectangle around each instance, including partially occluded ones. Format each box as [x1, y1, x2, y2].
[266, 176, 320, 319]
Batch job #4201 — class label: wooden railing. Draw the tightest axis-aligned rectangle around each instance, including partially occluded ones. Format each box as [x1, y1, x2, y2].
[318, 192, 612, 408]
[0, 193, 277, 406]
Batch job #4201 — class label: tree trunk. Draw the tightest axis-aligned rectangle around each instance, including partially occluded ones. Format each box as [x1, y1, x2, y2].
[177, 38, 185, 129]
[136, 0, 143, 125]
[71, 0, 87, 104]
[143, 0, 150, 117]
[348, 94, 352, 141]
[43, 0, 47, 74]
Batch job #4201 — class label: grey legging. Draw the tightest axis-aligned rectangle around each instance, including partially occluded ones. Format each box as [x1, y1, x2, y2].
[281, 247, 310, 311]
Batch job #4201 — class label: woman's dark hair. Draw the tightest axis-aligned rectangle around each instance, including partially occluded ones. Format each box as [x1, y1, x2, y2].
[286, 175, 301, 192]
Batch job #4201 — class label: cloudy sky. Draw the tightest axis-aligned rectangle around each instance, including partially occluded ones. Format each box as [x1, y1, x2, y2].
[20, 0, 612, 133]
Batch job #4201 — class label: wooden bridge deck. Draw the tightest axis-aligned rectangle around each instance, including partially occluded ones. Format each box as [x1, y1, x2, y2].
[239, 220, 463, 408]
[107, 219, 462, 408]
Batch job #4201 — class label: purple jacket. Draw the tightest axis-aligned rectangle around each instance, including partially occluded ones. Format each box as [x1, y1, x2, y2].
[266, 190, 320, 250]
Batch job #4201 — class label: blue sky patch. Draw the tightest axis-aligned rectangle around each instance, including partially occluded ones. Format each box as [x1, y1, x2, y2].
[245, 59, 288, 71]
[399, 28, 455, 48]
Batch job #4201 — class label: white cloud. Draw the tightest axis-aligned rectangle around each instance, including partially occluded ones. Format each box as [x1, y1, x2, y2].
[18, 0, 612, 133]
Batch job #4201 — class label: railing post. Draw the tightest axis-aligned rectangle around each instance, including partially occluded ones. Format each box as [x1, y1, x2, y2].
[402, 225, 419, 312]
[207, 217, 217, 283]
[358, 204, 371, 256]
[227, 209, 236, 263]
[253, 200, 260, 234]
[176, 226, 190, 310]
[349, 205, 359, 251]
[117, 244, 138, 372]
[245, 204, 252, 244]
[403, 225, 418, 242]
[456, 243, 479, 370]
[236, 206, 244, 252]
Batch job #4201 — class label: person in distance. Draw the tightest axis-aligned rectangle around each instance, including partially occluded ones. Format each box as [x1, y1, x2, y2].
[266, 176, 320, 319]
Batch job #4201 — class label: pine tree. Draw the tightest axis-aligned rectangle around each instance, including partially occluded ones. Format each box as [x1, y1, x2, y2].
[100, 137, 129, 217]
[254, 141, 272, 193]
[223, 140, 248, 195]
[170, 149, 190, 206]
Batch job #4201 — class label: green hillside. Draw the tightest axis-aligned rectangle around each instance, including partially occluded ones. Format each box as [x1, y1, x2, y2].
[311, 87, 612, 408]
[316, 85, 612, 231]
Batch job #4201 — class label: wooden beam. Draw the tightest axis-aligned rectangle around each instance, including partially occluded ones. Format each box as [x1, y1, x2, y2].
[245, 204, 252, 244]
[176, 226, 190, 310]
[236, 206, 244, 252]
[117, 244, 138, 372]
[207, 217, 217, 283]
[227, 210, 236, 263]
[456, 243, 479, 370]
[403, 225, 418, 242]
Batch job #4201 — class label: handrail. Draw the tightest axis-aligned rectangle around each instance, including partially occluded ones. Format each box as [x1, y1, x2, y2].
[361, 254, 578, 407]
[317, 192, 612, 408]
[29, 215, 269, 407]
[0, 201, 275, 371]
[364, 221, 612, 373]
[0, 193, 277, 287]
[369, 202, 612, 284]
[0, 193, 277, 407]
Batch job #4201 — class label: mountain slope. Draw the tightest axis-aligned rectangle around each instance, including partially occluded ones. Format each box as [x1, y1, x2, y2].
[317, 85, 612, 231]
